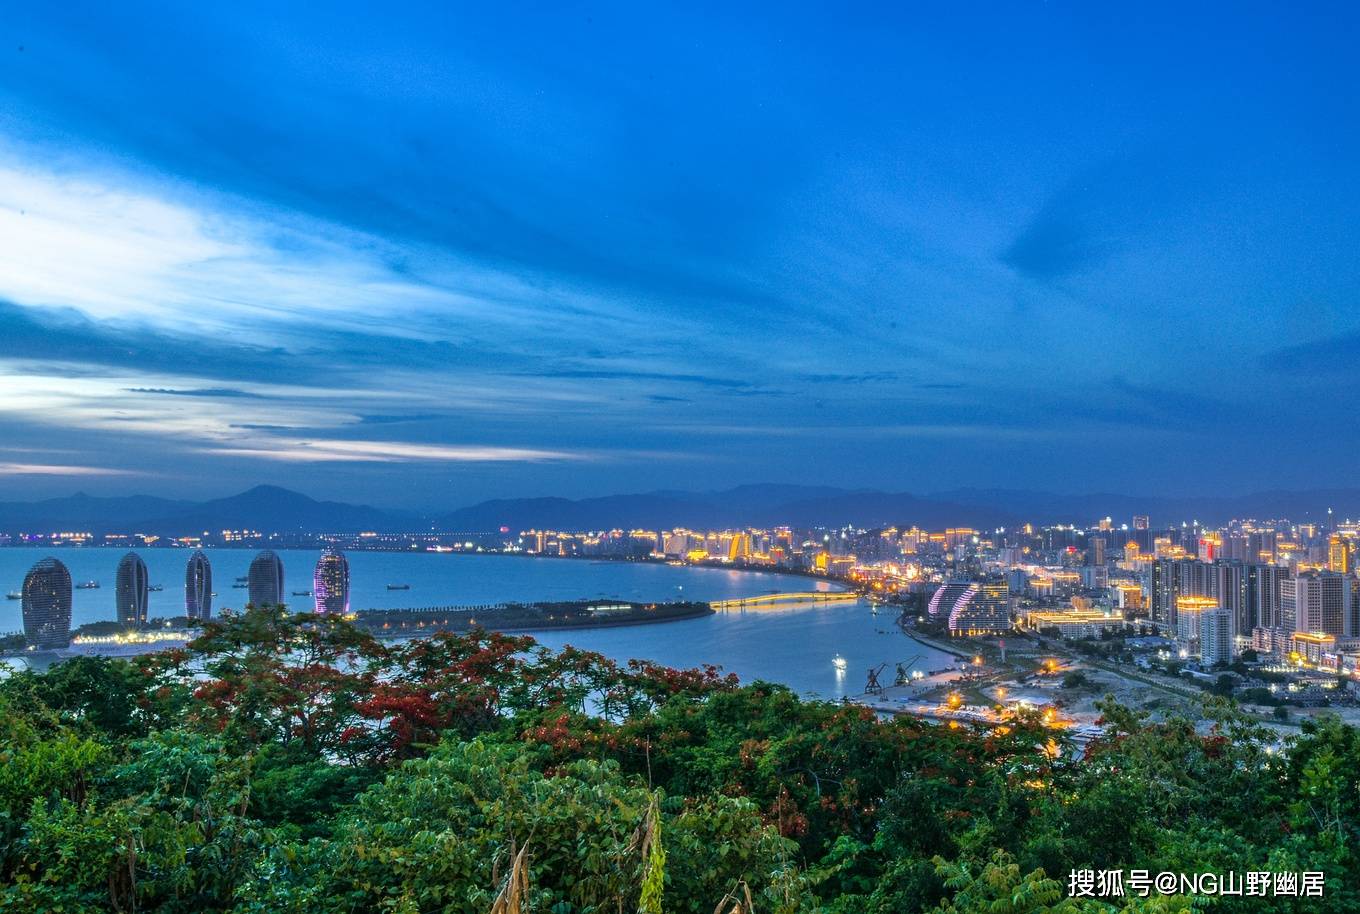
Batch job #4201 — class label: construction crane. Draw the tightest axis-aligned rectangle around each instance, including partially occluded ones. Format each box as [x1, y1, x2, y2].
[893, 654, 923, 686]
[865, 663, 888, 695]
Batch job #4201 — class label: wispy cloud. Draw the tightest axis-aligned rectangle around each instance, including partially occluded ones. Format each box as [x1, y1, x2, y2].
[199, 439, 583, 463]
[0, 462, 140, 476]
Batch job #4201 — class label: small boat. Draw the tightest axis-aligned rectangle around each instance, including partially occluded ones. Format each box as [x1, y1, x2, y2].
[5, 592, 20, 600]
[76, 581, 100, 589]
[149, 584, 164, 592]
[291, 590, 312, 597]
[832, 654, 848, 671]
[387, 584, 411, 590]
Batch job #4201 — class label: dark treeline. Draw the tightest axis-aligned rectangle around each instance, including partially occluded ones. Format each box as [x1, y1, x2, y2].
[1, 607, 1358, 912]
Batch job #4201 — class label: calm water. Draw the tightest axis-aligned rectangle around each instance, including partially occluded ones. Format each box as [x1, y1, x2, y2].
[0, 548, 952, 698]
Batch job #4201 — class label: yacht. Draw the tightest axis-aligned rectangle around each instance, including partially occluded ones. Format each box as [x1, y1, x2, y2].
[76, 580, 100, 590]
[832, 654, 848, 671]
[5, 592, 20, 601]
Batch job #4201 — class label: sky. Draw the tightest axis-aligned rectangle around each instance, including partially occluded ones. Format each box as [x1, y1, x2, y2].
[0, 2, 1357, 509]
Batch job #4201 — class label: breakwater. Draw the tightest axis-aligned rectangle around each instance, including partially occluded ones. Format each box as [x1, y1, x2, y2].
[354, 599, 714, 636]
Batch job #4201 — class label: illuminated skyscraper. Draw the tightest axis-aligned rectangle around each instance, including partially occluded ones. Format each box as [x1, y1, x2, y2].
[313, 547, 350, 615]
[185, 550, 212, 620]
[22, 557, 72, 649]
[1328, 534, 1351, 573]
[946, 580, 1012, 635]
[927, 582, 972, 621]
[248, 550, 285, 607]
[115, 552, 150, 628]
[1283, 572, 1352, 637]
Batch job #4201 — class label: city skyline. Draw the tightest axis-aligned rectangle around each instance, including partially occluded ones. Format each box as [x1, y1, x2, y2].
[2, 5, 1359, 508]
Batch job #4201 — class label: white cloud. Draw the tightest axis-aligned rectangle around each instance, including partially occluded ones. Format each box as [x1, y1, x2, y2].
[199, 439, 580, 463]
[0, 462, 139, 476]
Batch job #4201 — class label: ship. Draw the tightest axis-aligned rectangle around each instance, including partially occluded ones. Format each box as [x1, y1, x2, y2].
[231, 582, 249, 589]
[832, 654, 848, 671]
[149, 584, 164, 592]
[76, 580, 100, 589]
[5, 592, 20, 601]
[386, 583, 411, 591]
[291, 590, 312, 597]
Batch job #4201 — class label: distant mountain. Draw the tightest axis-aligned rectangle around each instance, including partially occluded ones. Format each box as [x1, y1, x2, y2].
[3, 483, 1360, 537]
[0, 492, 192, 533]
[142, 485, 421, 534]
[0, 485, 419, 535]
[437, 485, 1021, 532]
[934, 488, 1359, 527]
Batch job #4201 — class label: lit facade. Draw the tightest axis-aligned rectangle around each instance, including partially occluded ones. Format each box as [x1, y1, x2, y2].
[185, 550, 212, 620]
[247, 550, 285, 607]
[22, 556, 72, 649]
[313, 547, 350, 615]
[115, 551, 149, 628]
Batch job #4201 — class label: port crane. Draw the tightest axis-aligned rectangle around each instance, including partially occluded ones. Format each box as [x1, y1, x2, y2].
[864, 663, 887, 695]
[894, 654, 923, 686]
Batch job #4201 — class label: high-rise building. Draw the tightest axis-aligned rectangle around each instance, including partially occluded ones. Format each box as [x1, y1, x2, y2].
[946, 580, 1012, 635]
[1283, 572, 1353, 637]
[313, 547, 350, 615]
[1199, 609, 1233, 666]
[1089, 536, 1106, 567]
[185, 550, 212, 620]
[115, 551, 149, 628]
[1175, 595, 1220, 646]
[1133, 515, 1150, 531]
[22, 557, 72, 649]
[1329, 534, 1351, 573]
[927, 582, 973, 622]
[247, 550, 285, 607]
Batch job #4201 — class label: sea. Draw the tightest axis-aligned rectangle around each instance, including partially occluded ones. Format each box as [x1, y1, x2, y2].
[0, 547, 955, 699]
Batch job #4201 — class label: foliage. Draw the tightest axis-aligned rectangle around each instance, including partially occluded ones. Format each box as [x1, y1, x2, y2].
[1, 606, 1359, 912]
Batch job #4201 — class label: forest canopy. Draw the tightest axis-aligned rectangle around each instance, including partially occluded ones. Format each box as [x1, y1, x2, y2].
[0, 606, 1355, 913]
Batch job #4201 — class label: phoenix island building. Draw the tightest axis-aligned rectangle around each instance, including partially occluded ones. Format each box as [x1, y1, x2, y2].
[22, 556, 73, 649]
[185, 550, 213, 620]
[247, 550, 285, 607]
[313, 547, 350, 615]
[115, 551, 150, 628]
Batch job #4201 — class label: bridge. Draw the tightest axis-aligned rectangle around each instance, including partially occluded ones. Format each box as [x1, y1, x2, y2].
[710, 590, 860, 610]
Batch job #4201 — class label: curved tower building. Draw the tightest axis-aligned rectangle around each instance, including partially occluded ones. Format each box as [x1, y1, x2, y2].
[115, 551, 150, 628]
[185, 550, 212, 620]
[313, 547, 350, 615]
[247, 550, 285, 607]
[22, 557, 72, 649]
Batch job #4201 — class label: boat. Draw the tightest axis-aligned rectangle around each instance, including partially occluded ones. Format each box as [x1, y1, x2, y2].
[291, 590, 312, 597]
[832, 654, 848, 671]
[386, 584, 411, 590]
[5, 592, 20, 600]
[231, 583, 249, 589]
[149, 584, 164, 592]
[76, 581, 100, 589]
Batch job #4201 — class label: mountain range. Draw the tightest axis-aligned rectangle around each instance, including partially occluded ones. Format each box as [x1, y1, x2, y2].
[0, 484, 1354, 536]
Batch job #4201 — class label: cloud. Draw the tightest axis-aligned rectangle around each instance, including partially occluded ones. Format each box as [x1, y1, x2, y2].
[126, 387, 270, 399]
[199, 439, 583, 463]
[1259, 330, 1360, 375]
[525, 368, 754, 389]
[1001, 213, 1107, 282]
[0, 462, 140, 476]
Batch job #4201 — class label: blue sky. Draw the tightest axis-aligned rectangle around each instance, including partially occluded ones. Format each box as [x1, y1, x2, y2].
[0, 2, 1357, 507]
